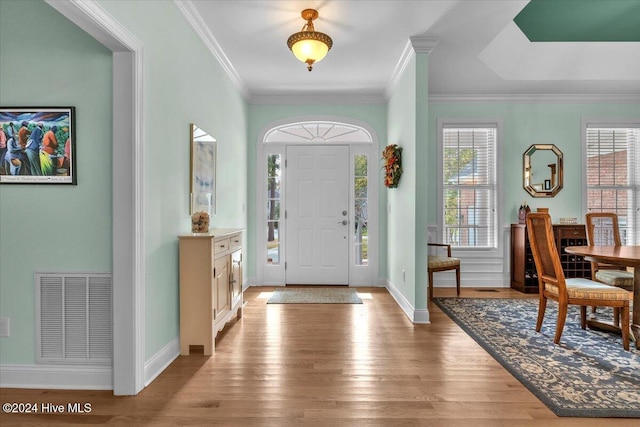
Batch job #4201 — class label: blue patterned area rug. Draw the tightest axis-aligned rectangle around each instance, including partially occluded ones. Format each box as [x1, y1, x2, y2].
[433, 298, 640, 418]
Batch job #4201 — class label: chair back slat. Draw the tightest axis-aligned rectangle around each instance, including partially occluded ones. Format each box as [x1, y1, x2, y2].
[526, 213, 566, 296]
[586, 213, 622, 247]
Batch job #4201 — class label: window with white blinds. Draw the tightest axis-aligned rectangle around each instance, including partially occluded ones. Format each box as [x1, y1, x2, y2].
[586, 125, 640, 245]
[441, 125, 497, 248]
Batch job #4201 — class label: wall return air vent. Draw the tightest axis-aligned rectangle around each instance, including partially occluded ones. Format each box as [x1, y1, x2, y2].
[36, 272, 112, 365]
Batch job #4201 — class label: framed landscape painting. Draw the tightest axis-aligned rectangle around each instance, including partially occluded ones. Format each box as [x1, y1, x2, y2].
[0, 107, 76, 184]
[190, 123, 216, 215]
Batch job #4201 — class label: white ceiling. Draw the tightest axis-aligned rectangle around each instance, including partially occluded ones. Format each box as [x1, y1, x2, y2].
[188, 0, 640, 103]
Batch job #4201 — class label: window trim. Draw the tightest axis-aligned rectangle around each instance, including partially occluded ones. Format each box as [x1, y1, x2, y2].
[436, 118, 503, 253]
[581, 118, 640, 245]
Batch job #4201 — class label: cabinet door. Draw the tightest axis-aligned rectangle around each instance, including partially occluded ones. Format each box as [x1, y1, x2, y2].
[214, 256, 230, 318]
[554, 225, 591, 279]
[231, 249, 242, 300]
[511, 225, 525, 288]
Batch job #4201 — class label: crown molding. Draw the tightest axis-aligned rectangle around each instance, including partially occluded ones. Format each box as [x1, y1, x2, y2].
[384, 37, 440, 100]
[174, 0, 249, 100]
[249, 92, 387, 105]
[409, 36, 439, 54]
[428, 94, 640, 103]
[254, 93, 640, 105]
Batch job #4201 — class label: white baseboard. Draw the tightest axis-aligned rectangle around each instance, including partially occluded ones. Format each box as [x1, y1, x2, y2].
[385, 280, 430, 324]
[413, 309, 430, 324]
[432, 280, 510, 288]
[0, 336, 180, 391]
[144, 337, 180, 387]
[0, 364, 112, 390]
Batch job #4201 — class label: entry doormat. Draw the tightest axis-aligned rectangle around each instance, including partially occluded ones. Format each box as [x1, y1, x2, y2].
[433, 297, 640, 418]
[267, 287, 363, 304]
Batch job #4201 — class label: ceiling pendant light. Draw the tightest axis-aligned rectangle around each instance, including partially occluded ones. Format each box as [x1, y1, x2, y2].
[287, 9, 333, 71]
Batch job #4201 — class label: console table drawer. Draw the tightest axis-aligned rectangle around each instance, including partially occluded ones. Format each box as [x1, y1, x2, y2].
[214, 238, 230, 254]
[229, 233, 242, 250]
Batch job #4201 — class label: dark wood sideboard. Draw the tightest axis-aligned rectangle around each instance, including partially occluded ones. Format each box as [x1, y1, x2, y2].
[510, 223, 592, 293]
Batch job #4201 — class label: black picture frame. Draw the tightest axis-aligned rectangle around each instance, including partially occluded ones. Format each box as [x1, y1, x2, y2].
[0, 107, 76, 184]
[544, 179, 551, 190]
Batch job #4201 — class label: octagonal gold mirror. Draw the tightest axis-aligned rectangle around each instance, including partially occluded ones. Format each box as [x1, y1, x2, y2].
[523, 144, 563, 197]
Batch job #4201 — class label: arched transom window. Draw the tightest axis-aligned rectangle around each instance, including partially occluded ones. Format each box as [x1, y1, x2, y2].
[264, 121, 372, 144]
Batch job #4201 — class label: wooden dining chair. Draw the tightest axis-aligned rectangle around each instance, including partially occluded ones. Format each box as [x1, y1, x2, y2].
[427, 243, 460, 301]
[585, 212, 633, 326]
[585, 212, 634, 290]
[526, 212, 630, 350]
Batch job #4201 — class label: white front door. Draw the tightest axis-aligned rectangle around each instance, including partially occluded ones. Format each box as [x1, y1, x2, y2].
[285, 145, 349, 284]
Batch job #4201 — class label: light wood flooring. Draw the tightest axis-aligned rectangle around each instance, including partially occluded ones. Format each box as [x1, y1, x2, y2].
[1, 286, 637, 426]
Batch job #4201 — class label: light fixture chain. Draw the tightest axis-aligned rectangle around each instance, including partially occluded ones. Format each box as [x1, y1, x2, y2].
[303, 21, 315, 32]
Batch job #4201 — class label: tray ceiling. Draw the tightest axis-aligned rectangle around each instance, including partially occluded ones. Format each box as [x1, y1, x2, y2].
[186, 0, 640, 102]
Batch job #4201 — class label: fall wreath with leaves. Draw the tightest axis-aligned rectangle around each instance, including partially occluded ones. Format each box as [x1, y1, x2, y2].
[382, 144, 403, 188]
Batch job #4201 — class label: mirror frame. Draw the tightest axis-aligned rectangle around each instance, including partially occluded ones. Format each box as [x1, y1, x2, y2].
[190, 123, 217, 215]
[523, 143, 563, 198]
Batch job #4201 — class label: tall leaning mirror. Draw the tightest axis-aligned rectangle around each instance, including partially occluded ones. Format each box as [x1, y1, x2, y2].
[523, 144, 563, 197]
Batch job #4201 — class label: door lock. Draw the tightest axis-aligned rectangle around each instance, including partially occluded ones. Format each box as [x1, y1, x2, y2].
[342, 210, 348, 216]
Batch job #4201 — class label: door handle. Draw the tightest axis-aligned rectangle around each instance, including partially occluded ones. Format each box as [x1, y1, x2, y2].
[338, 220, 348, 225]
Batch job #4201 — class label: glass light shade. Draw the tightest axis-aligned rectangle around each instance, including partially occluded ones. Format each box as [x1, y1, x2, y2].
[287, 10, 332, 71]
[291, 38, 329, 64]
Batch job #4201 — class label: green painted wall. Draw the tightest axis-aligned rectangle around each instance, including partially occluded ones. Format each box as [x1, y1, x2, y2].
[247, 104, 388, 281]
[2, 1, 637, 373]
[0, 0, 249, 366]
[387, 56, 417, 305]
[0, 0, 113, 363]
[97, 0, 248, 360]
[427, 102, 640, 227]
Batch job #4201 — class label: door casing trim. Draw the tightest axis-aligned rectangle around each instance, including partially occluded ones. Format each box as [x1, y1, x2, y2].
[256, 116, 380, 287]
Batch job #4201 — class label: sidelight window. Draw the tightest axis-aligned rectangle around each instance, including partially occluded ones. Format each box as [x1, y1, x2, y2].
[267, 154, 281, 264]
[354, 154, 368, 265]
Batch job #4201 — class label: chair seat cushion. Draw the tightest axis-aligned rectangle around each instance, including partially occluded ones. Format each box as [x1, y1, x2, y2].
[428, 256, 460, 269]
[545, 278, 630, 301]
[595, 270, 634, 290]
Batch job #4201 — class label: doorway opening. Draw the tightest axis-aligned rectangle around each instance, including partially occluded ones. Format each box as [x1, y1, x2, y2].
[257, 118, 379, 286]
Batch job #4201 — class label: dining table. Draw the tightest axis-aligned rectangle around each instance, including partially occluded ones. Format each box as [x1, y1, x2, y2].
[565, 245, 640, 349]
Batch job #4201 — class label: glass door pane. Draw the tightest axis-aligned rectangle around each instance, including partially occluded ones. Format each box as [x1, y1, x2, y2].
[354, 154, 368, 266]
[267, 154, 281, 264]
